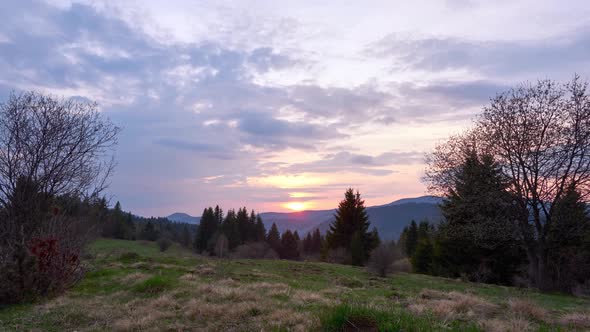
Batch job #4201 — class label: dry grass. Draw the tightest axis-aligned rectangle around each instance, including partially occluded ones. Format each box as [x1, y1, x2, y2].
[194, 264, 216, 276]
[413, 289, 498, 320]
[479, 317, 532, 332]
[119, 272, 149, 284]
[266, 308, 314, 332]
[197, 283, 261, 302]
[559, 312, 590, 329]
[292, 290, 334, 305]
[507, 298, 549, 322]
[179, 272, 199, 282]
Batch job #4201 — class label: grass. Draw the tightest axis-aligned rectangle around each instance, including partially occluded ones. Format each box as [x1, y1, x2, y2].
[1, 238, 589, 331]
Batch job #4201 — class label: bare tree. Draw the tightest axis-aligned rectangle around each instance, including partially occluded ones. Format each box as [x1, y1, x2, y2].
[0, 91, 119, 303]
[425, 76, 590, 290]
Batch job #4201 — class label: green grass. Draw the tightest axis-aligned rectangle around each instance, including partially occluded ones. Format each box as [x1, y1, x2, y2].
[131, 275, 176, 294]
[319, 303, 479, 332]
[1, 238, 588, 331]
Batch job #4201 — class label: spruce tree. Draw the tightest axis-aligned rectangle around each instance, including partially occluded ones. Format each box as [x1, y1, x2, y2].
[267, 222, 281, 253]
[546, 186, 590, 292]
[311, 228, 322, 253]
[437, 152, 521, 284]
[404, 220, 418, 257]
[326, 188, 379, 265]
[280, 230, 299, 260]
[254, 215, 266, 242]
[195, 207, 216, 253]
[222, 209, 240, 249]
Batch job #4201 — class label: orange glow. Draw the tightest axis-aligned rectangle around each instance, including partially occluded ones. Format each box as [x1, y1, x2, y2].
[283, 201, 308, 211]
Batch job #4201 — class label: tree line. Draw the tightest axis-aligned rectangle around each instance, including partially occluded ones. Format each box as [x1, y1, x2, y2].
[159, 188, 382, 265]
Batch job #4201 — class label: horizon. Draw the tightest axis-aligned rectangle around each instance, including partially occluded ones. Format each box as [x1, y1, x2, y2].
[2, 0, 589, 216]
[159, 194, 441, 219]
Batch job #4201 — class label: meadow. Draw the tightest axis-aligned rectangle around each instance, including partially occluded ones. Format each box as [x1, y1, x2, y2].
[1, 238, 589, 331]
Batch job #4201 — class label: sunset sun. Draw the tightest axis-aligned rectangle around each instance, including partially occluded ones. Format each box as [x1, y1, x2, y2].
[284, 201, 307, 211]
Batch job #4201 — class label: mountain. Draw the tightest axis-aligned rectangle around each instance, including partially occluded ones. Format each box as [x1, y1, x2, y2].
[166, 195, 444, 240]
[259, 196, 444, 241]
[167, 212, 200, 224]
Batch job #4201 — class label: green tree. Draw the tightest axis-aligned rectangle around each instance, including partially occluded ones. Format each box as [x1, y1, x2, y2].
[404, 220, 418, 257]
[326, 188, 379, 265]
[254, 215, 266, 242]
[437, 152, 522, 284]
[140, 220, 159, 241]
[412, 237, 434, 274]
[267, 222, 281, 253]
[280, 230, 300, 260]
[546, 186, 590, 292]
[195, 207, 217, 253]
[222, 209, 240, 250]
[180, 224, 191, 248]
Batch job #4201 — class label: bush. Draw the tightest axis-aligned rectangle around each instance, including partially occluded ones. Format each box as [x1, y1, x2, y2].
[367, 244, 400, 277]
[391, 258, 412, 273]
[157, 238, 172, 252]
[0, 214, 94, 305]
[233, 242, 273, 259]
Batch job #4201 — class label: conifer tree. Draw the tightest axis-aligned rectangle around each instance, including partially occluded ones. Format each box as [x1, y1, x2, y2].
[437, 152, 521, 284]
[181, 224, 191, 247]
[303, 233, 313, 253]
[195, 207, 217, 253]
[280, 230, 299, 260]
[267, 222, 281, 252]
[326, 188, 379, 265]
[404, 220, 418, 257]
[222, 209, 240, 249]
[311, 228, 322, 253]
[254, 215, 266, 242]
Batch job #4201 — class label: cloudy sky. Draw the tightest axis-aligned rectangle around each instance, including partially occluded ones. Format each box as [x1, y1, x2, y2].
[1, 0, 589, 216]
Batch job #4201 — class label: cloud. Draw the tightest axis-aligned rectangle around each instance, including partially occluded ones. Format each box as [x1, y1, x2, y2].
[281, 151, 424, 176]
[369, 28, 590, 79]
[3, 0, 588, 215]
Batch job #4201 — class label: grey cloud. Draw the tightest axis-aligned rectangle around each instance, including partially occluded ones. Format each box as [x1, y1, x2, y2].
[369, 28, 590, 78]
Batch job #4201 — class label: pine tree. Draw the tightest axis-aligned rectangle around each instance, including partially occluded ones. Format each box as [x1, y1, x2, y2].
[222, 209, 240, 249]
[140, 220, 159, 241]
[280, 230, 299, 260]
[254, 215, 266, 242]
[546, 186, 590, 292]
[437, 152, 521, 284]
[326, 188, 379, 265]
[311, 229, 322, 253]
[195, 207, 217, 253]
[181, 224, 191, 247]
[303, 233, 313, 253]
[267, 222, 281, 253]
[412, 237, 434, 274]
[404, 220, 418, 257]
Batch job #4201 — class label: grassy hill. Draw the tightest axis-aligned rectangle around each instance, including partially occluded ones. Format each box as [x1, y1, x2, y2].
[1, 239, 589, 331]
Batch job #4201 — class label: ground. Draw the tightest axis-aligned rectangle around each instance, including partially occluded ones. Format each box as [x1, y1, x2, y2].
[1, 239, 589, 331]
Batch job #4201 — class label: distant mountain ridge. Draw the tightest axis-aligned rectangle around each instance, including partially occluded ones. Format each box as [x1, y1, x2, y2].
[167, 212, 201, 224]
[167, 195, 443, 240]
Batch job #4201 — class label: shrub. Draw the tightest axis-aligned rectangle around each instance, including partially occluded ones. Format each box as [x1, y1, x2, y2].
[157, 238, 172, 252]
[391, 258, 412, 273]
[233, 242, 273, 259]
[367, 244, 399, 277]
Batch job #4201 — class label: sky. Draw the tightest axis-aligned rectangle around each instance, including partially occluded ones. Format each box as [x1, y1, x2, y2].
[1, 0, 589, 216]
